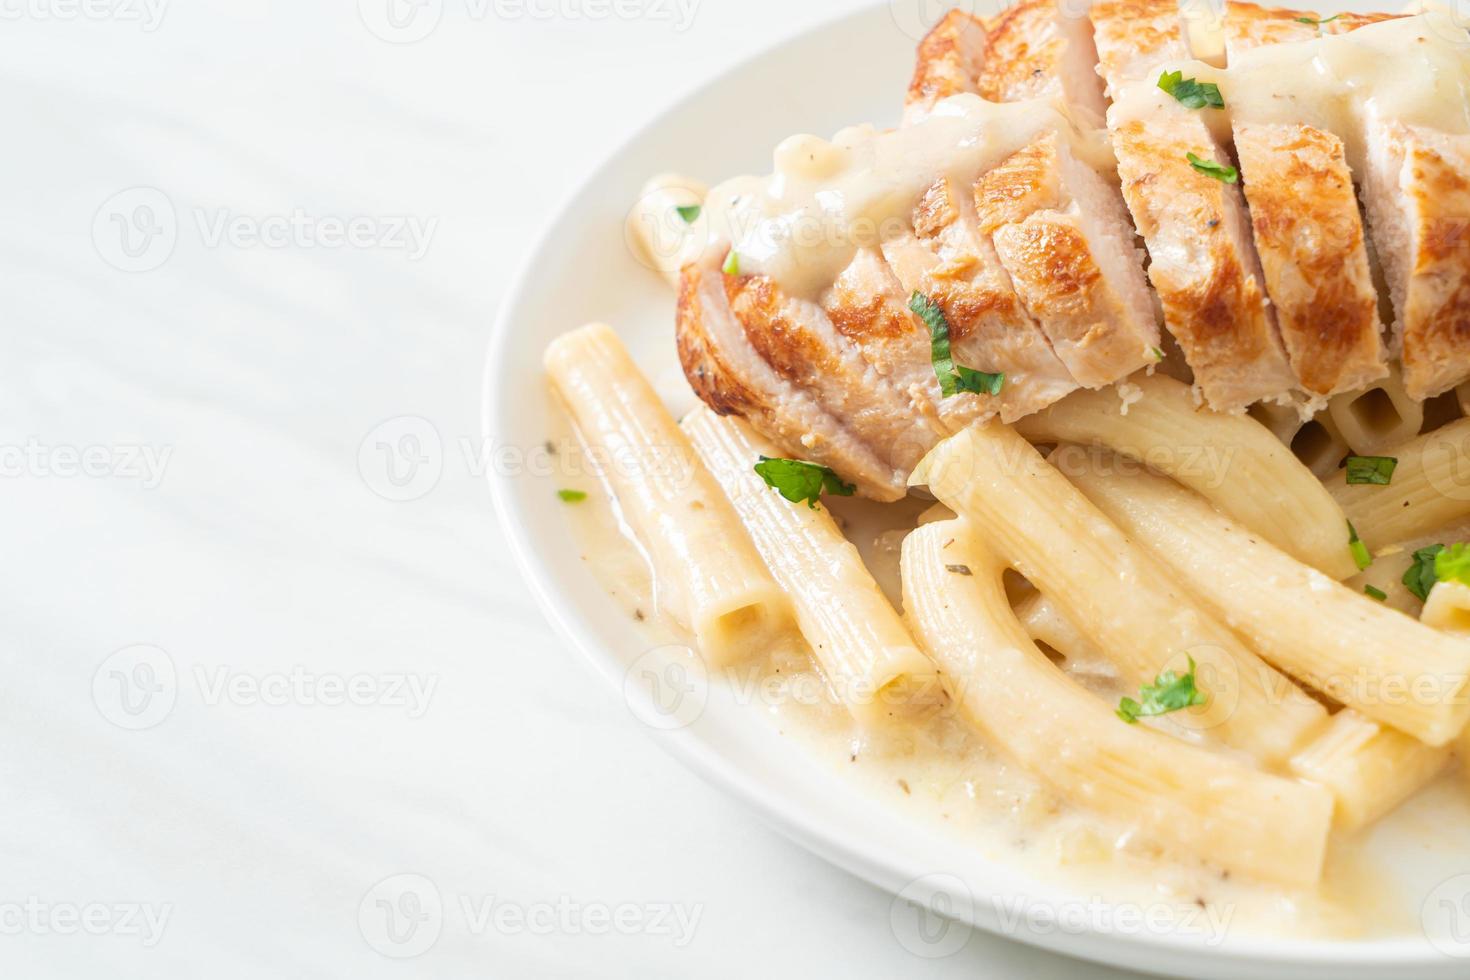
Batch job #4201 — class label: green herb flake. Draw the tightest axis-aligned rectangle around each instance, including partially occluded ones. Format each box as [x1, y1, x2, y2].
[1434, 543, 1470, 589]
[753, 455, 856, 509]
[675, 204, 702, 224]
[1404, 544, 1446, 601]
[1187, 152, 1239, 183]
[1348, 521, 1373, 571]
[1117, 655, 1208, 724]
[557, 489, 588, 503]
[721, 250, 740, 276]
[908, 291, 1005, 398]
[1345, 455, 1398, 485]
[1150, 346, 1166, 362]
[1364, 584, 1388, 602]
[1158, 70, 1225, 110]
[1294, 13, 1340, 26]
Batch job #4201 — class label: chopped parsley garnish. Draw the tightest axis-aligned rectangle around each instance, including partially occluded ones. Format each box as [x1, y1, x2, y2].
[557, 489, 587, 503]
[1348, 521, 1372, 570]
[1345, 455, 1398, 485]
[945, 564, 973, 576]
[753, 456, 856, 509]
[1404, 544, 1446, 601]
[1187, 152, 1239, 183]
[908, 291, 1005, 398]
[1117, 656, 1207, 724]
[1150, 346, 1166, 362]
[1294, 13, 1340, 26]
[1158, 70, 1224, 110]
[722, 250, 741, 276]
[1435, 543, 1470, 588]
[1364, 584, 1388, 602]
[675, 204, 702, 223]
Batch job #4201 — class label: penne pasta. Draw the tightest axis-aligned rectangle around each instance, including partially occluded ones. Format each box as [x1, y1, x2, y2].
[1014, 373, 1357, 579]
[545, 323, 790, 667]
[1423, 581, 1470, 635]
[1329, 418, 1470, 551]
[901, 519, 1334, 886]
[1288, 710, 1450, 832]
[625, 174, 709, 288]
[912, 423, 1329, 764]
[1290, 409, 1353, 481]
[1017, 570, 1446, 830]
[1328, 362, 1425, 457]
[1064, 460, 1470, 746]
[681, 406, 938, 721]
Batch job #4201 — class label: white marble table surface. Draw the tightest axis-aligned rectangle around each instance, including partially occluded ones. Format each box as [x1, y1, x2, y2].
[0, 1, 1147, 975]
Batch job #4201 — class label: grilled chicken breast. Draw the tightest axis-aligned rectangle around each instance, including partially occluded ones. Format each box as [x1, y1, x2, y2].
[671, 2, 1469, 496]
[1223, 1, 1389, 399]
[1094, 0, 1298, 411]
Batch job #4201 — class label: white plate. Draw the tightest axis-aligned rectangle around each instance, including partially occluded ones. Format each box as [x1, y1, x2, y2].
[484, 4, 1461, 976]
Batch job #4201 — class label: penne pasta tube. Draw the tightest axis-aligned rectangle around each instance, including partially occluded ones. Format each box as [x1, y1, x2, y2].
[625, 174, 709, 289]
[1327, 362, 1424, 458]
[1063, 461, 1470, 746]
[545, 323, 790, 667]
[912, 423, 1329, 765]
[1423, 581, 1470, 636]
[1015, 373, 1357, 579]
[902, 519, 1333, 887]
[1289, 710, 1450, 832]
[1018, 575, 1446, 830]
[1329, 418, 1470, 551]
[681, 406, 938, 722]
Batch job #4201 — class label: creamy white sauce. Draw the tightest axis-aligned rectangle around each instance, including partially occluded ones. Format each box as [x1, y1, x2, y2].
[697, 96, 1111, 298]
[1112, 13, 1470, 172]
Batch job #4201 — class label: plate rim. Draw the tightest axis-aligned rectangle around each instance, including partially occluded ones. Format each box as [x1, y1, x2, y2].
[481, 3, 1456, 974]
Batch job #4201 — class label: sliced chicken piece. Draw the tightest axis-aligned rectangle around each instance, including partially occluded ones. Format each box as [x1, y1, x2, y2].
[677, 255, 909, 500]
[975, 0, 1109, 120]
[1232, 123, 1388, 397]
[1223, 2, 1388, 398]
[1362, 120, 1470, 398]
[1092, 0, 1193, 84]
[904, 0, 1109, 123]
[883, 176, 1081, 422]
[1221, 0, 1321, 55]
[904, 9, 987, 124]
[908, 1, 1159, 389]
[820, 246, 959, 434]
[1094, 0, 1297, 410]
[975, 131, 1161, 387]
